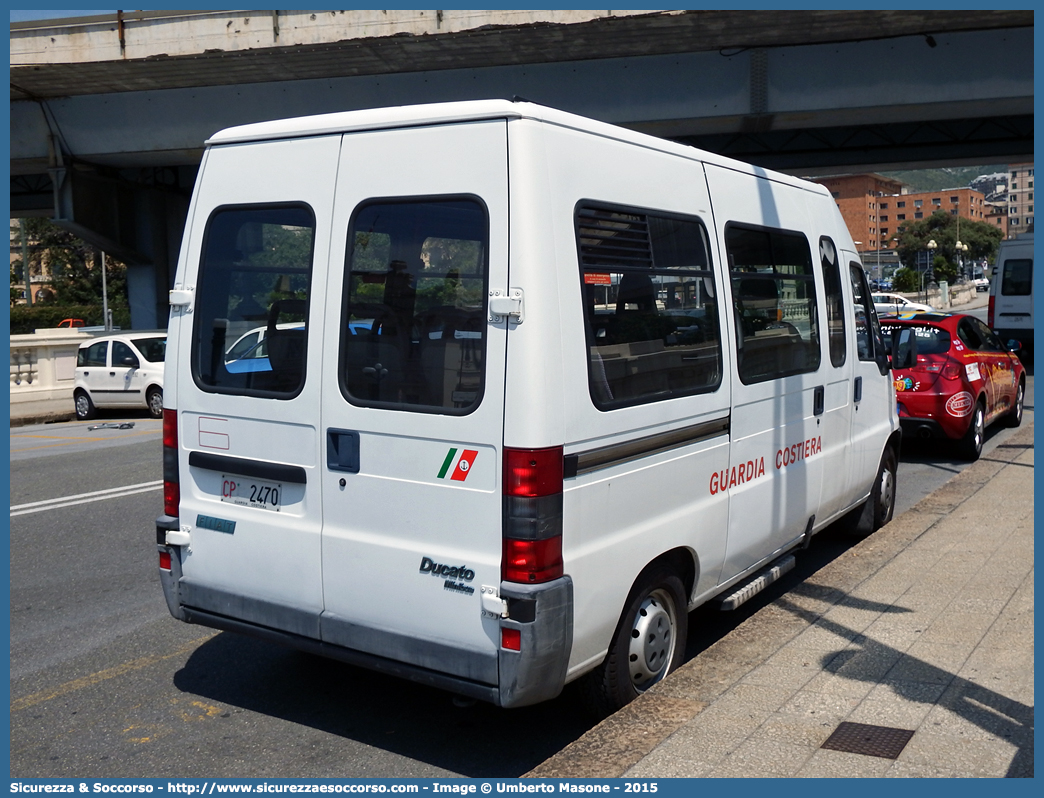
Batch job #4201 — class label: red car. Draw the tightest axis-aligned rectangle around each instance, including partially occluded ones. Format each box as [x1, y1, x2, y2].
[882, 312, 1025, 460]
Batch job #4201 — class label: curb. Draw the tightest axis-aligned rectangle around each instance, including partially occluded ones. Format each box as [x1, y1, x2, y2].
[10, 411, 77, 428]
[527, 423, 1034, 778]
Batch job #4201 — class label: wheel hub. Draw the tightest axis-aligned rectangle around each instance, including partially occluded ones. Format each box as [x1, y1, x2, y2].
[879, 467, 895, 516]
[627, 590, 676, 690]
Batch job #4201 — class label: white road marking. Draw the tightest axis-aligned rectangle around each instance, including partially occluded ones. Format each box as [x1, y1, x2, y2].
[10, 480, 163, 517]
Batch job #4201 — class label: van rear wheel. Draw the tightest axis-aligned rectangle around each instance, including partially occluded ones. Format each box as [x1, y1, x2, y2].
[579, 564, 687, 719]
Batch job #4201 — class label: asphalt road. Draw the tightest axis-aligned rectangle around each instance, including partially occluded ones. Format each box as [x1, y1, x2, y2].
[9, 356, 1032, 777]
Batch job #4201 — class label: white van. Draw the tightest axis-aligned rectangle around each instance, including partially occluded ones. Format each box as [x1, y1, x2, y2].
[989, 232, 1033, 356]
[157, 101, 900, 715]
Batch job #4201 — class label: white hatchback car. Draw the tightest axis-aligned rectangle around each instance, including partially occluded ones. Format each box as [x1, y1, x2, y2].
[73, 332, 167, 420]
[872, 292, 934, 317]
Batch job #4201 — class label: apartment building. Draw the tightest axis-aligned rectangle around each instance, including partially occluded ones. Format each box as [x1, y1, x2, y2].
[1006, 162, 1034, 237]
[814, 174, 991, 256]
[885, 187, 988, 234]
[814, 174, 904, 252]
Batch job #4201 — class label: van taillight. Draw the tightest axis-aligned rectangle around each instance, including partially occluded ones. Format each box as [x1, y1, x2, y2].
[504, 446, 563, 497]
[502, 446, 564, 583]
[988, 295, 995, 328]
[163, 408, 180, 517]
[503, 537, 563, 583]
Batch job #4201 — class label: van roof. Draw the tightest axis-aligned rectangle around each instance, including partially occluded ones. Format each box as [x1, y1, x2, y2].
[205, 99, 825, 195]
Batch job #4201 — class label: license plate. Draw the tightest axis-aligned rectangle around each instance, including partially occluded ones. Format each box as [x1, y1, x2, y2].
[220, 474, 282, 512]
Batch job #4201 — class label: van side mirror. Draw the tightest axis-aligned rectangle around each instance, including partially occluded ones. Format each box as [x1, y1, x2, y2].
[890, 328, 917, 370]
[122, 355, 140, 369]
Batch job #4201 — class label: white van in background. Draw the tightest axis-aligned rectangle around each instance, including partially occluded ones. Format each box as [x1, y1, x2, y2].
[157, 101, 901, 716]
[989, 232, 1033, 357]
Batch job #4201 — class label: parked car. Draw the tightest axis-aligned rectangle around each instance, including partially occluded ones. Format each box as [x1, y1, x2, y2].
[73, 332, 167, 420]
[881, 313, 1025, 460]
[872, 292, 933, 317]
[973, 277, 990, 292]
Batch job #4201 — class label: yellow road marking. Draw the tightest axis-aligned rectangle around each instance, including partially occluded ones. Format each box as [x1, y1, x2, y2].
[11, 633, 217, 712]
[11, 429, 160, 452]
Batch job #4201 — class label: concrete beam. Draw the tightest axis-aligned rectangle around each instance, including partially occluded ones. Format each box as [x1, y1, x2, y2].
[11, 27, 1033, 175]
[10, 9, 1032, 97]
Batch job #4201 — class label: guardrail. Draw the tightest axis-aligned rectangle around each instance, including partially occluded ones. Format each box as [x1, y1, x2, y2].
[9, 328, 96, 422]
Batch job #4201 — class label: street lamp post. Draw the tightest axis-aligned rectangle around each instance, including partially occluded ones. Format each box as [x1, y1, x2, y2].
[955, 240, 969, 281]
[925, 239, 937, 302]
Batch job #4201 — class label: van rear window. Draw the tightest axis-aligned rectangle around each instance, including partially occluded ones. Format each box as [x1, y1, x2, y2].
[1001, 258, 1032, 296]
[576, 203, 722, 410]
[191, 204, 315, 398]
[726, 224, 820, 383]
[340, 197, 489, 414]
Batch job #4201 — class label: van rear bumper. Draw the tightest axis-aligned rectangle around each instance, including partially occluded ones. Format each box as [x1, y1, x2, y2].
[156, 535, 574, 707]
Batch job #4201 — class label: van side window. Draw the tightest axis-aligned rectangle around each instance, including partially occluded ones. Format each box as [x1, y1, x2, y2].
[849, 263, 882, 361]
[192, 204, 315, 397]
[576, 204, 722, 410]
[820, 236, 846, 367]
[341, 197, 488, 413]
[726, 224, 820, 383]
[1001, 258, 1032, 295]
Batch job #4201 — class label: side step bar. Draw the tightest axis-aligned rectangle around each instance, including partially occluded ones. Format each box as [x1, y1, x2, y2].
[718, 554, 796, 611]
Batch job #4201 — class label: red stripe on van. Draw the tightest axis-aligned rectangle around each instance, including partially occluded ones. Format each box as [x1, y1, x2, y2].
[450, 450, 478, 481]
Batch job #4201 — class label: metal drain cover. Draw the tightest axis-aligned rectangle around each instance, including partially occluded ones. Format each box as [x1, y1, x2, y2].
[821, 721, 915, 759]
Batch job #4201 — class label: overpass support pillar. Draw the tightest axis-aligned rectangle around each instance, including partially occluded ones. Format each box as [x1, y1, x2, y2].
[52, 163, 192, 329]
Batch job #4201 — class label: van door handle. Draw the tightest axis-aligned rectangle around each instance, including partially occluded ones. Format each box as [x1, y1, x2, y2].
[327, 429, 360, 473]
[813, 385, 825, 416]
[854, 377, 863, 403]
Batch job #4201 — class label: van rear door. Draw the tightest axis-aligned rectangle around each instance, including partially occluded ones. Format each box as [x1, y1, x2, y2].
[318, 120, 509, 685]
[174, 135, 339, 637]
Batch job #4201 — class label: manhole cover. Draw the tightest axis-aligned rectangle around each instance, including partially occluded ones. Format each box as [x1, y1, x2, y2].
[821, 721, 915, 759]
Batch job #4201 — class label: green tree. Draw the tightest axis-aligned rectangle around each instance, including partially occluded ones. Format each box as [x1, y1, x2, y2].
[10, 218, 128, 308]
[894, 210, 1003, 276]
[891, 267, 921, 293]
[932, 255, 958, 284]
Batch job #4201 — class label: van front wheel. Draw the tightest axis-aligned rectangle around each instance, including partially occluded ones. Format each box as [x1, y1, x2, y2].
[840, 446, 897, 538]
[579, 565, 687, 718]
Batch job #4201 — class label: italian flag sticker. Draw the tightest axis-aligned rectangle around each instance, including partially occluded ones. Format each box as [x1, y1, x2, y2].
[438, 448, 479, 482]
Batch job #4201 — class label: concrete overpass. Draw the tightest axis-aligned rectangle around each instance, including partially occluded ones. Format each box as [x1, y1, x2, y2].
[10, 9, 1034, 328]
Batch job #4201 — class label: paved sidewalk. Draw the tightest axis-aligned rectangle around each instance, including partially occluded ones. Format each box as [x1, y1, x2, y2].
[531, 423, 1033, 778]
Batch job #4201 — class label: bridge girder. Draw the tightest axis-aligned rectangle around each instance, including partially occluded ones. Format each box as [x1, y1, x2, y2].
[9, 10, 1034, 329]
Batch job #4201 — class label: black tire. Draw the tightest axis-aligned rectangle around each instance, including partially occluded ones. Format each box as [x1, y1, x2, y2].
[840, 445, 897, 538]
[1005, 379, 1025, 428]
[74, 390, 96, 421]
[147, 387, 164, 419]
[957, 400, 985, 461]
[579, 564, 688, 719]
